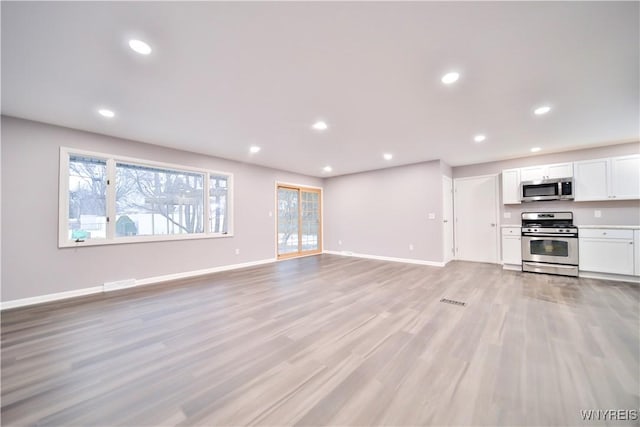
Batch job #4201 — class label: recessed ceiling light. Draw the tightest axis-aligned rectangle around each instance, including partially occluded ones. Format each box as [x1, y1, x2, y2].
[323, 165, 332, 173]
[249, 145, 261, 153]
[383, 153, 393, 160]
[312, 121, 328, 131]
[534, 105, 551, 115]
[531, 147, 541, 152]
[129, 39, 152, 55]
[98, 108, 115, 118]
[441, 72, 460, 85]
[473, 134, 486, 143]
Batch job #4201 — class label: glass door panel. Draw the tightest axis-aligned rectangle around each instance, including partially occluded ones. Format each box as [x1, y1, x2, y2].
[277, 187, 299, 255]
[301, 191, 319, 251]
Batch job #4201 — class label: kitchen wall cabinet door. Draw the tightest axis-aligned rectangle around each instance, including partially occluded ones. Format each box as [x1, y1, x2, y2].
[501, 227, 522, 265]
[579, 229, 635, 275]
[520, 166, 546, 182]
[574, 159, 609, 201]
[520, 162, 573, 181]
[574, 155, 640, 201]
[610, 155, 640, 200]
[546, 163, 573, 179]
[501, 169, 521, 204]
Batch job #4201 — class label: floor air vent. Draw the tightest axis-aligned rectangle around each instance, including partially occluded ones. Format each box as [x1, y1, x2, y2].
[440, 298, 466, 307]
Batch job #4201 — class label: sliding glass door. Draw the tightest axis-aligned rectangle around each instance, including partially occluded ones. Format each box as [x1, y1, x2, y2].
[277, 185, 321, 258]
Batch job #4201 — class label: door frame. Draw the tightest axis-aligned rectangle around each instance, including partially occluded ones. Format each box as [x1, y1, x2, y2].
[453, 174, 501, 263]
[442, 175, 454, 264]
[275, 181, 323, 260]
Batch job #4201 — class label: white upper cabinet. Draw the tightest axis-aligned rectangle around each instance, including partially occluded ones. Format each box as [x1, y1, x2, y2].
[501, 169, 521, 204]
[546, 163, 574, 179]
[574, 158, 609, 201]
[574, 154, 640, 201]
[610, 155, 640, 199]
[520, 162, 573, 181]
[520, 166, 546, 182]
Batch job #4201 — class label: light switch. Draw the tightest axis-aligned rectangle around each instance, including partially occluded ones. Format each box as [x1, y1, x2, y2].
[428, 213, 436, 220]
[594, 210, 602, 218]
[503, 212, 512, 219]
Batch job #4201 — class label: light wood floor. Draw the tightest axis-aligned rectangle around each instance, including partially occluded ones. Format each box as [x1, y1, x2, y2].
[2, 255, 639, 426]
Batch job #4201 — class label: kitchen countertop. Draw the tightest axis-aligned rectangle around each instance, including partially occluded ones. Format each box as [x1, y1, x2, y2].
[501, 224, 640, 229]
[577, 225, 640, 230]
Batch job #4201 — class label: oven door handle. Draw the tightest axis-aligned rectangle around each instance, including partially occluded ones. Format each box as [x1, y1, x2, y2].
[522, 233, 578, 238]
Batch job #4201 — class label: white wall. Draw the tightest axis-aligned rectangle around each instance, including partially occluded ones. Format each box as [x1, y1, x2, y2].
[3, 115, 639, 304]
[453, 142, 640, 226]
[1, 116, 322, 302]
[323, 161, 446, 263]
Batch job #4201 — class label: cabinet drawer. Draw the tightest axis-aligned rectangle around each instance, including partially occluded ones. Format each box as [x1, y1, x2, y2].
[579, 229, 634, 239]
[501, 227, 521, 236]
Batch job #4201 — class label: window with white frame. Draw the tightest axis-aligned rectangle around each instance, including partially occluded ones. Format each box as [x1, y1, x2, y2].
[67, 155, 108, 241]
[60, 148, 233, 247]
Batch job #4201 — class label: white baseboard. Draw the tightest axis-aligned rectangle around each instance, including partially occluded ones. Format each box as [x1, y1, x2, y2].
[1, 258, 277, 311]
[103, 278, 137, 292]
[578, 271, 640, 284]
[135, 258, 276, 287]
[323, 250, 445, 267]
[0, 286, 104, 310]
[502, 264, 522, 271]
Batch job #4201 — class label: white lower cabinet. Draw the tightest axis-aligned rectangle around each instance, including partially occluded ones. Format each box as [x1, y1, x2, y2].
[501, 227, 522, 265]
[635, 230, 640, 276]
[579, 229, 635, 276]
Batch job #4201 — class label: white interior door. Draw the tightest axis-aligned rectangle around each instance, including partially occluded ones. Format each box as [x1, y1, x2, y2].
[442, 176, 454, 263]
[454, 175, 499, 263]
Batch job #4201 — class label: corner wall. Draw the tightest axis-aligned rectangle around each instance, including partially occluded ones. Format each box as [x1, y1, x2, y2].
[1, 116, 322, 302]
[323, 161, 445, 263]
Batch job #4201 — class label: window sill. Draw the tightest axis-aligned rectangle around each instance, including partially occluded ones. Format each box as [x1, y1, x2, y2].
[59, 232, 234, 248]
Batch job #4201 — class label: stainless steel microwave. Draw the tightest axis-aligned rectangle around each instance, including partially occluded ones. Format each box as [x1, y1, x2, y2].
[520, 178, 574, 202]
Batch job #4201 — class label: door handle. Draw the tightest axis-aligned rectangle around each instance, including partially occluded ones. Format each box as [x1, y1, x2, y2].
[490, 223, 496, 227]
[443, 220, 448, 223]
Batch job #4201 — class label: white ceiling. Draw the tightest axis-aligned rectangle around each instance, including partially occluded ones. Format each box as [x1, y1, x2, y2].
[2, 2, 638, 177]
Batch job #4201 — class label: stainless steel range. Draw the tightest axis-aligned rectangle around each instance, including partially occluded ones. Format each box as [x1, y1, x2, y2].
[521, 212, 579, 277]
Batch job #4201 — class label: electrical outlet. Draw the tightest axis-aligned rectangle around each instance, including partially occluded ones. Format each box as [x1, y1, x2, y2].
[235, 248, 240, 255]
[409, 244, 414, 251]
[594, 210, 602, 218]
[428, 213, 436, 220]
[268, 211, 273, 217]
